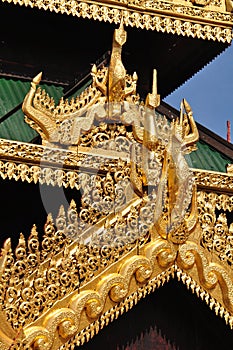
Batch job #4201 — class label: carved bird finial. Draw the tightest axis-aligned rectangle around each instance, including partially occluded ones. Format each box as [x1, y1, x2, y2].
[108, 18, 127, 102]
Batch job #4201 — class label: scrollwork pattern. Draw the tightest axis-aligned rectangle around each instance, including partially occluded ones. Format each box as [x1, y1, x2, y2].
[176, 267, 233, 329]
[198, 191, 233, 266]
[177, 241, 233, 313]
[0, 192, 161, 331]
[59, 266, 175, 350]
[193, 169, 233, 191]
[22, 239, 176, 349]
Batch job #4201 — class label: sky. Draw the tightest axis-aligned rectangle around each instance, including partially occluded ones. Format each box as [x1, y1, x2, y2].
[164, 42, 233, 142]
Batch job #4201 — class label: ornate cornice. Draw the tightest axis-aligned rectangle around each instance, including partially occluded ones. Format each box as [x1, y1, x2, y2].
[2, 0, 233, 43]
[193, 168, 233, 193]
[0, 139, 232, 192]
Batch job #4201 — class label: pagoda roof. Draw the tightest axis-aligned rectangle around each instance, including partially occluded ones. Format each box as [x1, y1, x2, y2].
[0, 22, 233, 349]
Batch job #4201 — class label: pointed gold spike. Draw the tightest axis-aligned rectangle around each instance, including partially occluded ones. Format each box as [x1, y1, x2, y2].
[183, 98, 192, 114]
[14, 235, 26, 269]
[179, 99, 184, 127]
[32, 72, 42, 88]
[133, 71, 138, 81]
[91, 64, 97, 74]
[145, 69, 160, 109]
[143, 106, 159, 151]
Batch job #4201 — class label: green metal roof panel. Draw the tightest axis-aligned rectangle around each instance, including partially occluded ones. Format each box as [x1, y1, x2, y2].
[185, 140, 231, 172]
[0, 110, 38, 141]
[0, 77, 63, 142]
[67, 79, 92, 100]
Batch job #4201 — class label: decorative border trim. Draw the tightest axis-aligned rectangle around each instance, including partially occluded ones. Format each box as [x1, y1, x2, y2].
[20, 239, 177, 349]
[0, 160, 81, 189]
[62, 264, 233, 349]
[0, 157, 232, 193]
[177, 241, 233, 313]
[0, 139, 129, 188]
[193, 168, 233, 193]
[0, 139, 233, 191]
[62, 266, 175, 350]
[1, 0, 233, 43]
[176, 267, 233, 329]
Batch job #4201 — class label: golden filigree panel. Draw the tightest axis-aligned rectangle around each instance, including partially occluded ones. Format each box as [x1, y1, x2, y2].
[194, 169, 233, 193]
[198, 190, 233, 265]
[3, 215, 233, 349]
[0, 138, 233, 191]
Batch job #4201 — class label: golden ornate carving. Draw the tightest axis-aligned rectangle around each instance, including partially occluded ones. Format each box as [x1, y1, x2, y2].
[177, 238, 233, 314]
[1, 162, 233, 349]
[198, 190, 233, 266]
[1, 19, 233, 350]
[194, 168, 233, 193]
[0, 122, 199, 350]
[2, 0, 233, 43]
[176, 267, 233, 328]
[145, 69, 160, 109]
[0, 205, 178, 349]
[0, 107, 198, 349]
[108, 18, 127, 103]
[1, 142, 230, 192]
[59, 266, 175, 349]
[174, 99, 199, 154]
[2, 200, 233, 348]
[22, 23, 141, 147]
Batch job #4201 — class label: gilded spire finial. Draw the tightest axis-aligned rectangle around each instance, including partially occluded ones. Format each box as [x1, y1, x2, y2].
[108, 18, 127, 102]
[145, 69, 160, 108]
[31, 71, 42, 90]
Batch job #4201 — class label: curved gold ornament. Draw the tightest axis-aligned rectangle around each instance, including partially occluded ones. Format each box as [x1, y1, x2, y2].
[21, 242, 175, 349]
[177, 240, 233, 313]
[22, 22, 139, 147]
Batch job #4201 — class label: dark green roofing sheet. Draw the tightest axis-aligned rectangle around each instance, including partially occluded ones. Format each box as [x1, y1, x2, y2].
[68, 79, 92, 100]
[0, 77, 93, 143]
[185, 140, 231, 173]
[0, 77, 63, 142]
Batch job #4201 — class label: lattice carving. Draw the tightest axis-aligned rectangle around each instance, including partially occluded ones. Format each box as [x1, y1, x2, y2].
[198, 191, 233, 266]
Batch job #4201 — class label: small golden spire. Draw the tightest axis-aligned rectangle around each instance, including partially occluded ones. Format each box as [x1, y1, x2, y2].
[32, 72, 42, 89]
[145, 69, 160, 109]
[108, 18, 127, 102]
